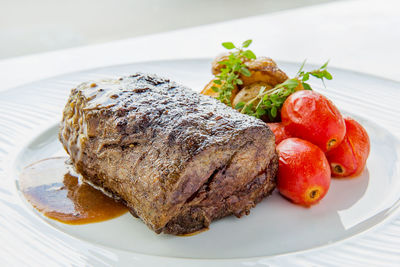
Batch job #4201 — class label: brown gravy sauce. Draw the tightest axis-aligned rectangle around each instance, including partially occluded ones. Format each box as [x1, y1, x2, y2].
[19, 157, 127, 224]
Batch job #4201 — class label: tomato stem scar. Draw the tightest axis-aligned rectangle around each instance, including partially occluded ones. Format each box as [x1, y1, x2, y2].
[309, 189, 320, 199]
[327, 139, 337, 150]
[333, 164, 344, 174]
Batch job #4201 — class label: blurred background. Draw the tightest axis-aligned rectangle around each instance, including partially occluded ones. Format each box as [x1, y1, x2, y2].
[0, 0, 342, 59]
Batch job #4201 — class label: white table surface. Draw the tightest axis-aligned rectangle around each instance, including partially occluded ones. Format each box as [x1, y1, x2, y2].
[0, 0, 399, 93]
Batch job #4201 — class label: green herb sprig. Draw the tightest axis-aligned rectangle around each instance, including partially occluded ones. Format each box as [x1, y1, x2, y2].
[235, 61, 333, 121]
[212, 40, 256, 105]
[296, 60, 332, 90]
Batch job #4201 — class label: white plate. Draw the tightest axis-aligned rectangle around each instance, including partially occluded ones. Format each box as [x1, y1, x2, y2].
[1, 59, 400, 266]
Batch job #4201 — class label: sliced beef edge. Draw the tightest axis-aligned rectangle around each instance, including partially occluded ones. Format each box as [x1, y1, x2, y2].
[162, 133, 278, 235]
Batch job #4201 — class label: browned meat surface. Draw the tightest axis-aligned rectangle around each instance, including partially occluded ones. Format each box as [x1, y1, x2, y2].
[59, 73, 278, 235]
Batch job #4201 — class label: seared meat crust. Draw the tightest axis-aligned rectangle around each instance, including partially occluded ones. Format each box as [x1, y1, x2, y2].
[59, 73, 278, 234]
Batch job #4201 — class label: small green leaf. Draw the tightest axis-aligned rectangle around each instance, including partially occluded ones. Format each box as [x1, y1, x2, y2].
[227, 73, 236, 82]
[281, 79, 299, 90]
[233, 63, 241, 72]
[302, 82, 312, 90]
[310, 72, 323, 79]
[263, 99, 272, 107]
[323, 70, 333, 80]
[236, 78, 243, 85]
[320, 60, 329, 69]
[302, 73, 309, 81]
[271, 106, 278, 118]
[213, 79, 222, 85]
[226, 83, 235, 90]
[242, 39, 252, 48]
[222, 42, 235, 50]
[228, 53, 236, 61]
[244, 103, 254, 114]
[211, 86, 219, 92]
[243, 50, 256, 59]
[240, 67, 251, 77]
[270, 94, 279, 102]
[235, 102, 245, 110]
[256, 107, 266, 117]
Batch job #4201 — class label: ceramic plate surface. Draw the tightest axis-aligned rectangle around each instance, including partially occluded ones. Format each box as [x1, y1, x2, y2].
[1, 59, 400, 266]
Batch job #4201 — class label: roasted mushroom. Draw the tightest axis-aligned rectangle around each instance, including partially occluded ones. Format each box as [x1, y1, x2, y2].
[240, 57, 288, 87]
[212, 55, 288, 88]
[211, 53, 229, 75]
[232, 82, 272, 108]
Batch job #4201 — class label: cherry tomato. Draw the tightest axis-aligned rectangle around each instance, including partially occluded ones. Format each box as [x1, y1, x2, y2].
[266, 123, 291, 145]
[277, 138, 331, 206]
[326, 117, 370, 177]
[281, 90, 346, 152]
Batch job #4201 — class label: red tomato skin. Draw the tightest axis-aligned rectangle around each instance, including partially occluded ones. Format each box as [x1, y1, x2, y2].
[267, 123, 291, 145]
[277, 138, 331, 206]
[281, 90, 346, 152]
[326, 117, 370, 177]
[325, 136, 357, 177]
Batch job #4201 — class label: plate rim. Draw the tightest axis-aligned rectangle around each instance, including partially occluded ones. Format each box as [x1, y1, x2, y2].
[2, 57, 399, 95]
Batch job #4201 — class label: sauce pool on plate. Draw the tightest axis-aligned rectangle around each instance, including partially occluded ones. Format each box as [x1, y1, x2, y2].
[18, 157, 127, 224]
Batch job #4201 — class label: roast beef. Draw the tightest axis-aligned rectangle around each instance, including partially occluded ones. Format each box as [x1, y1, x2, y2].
[59, 73, 278, 235]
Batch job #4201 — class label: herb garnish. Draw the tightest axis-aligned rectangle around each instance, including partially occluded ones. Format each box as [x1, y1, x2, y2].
[234, 60, 333, 121]
[212, 40, 333, 121]
[212, 40, 257, 105]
